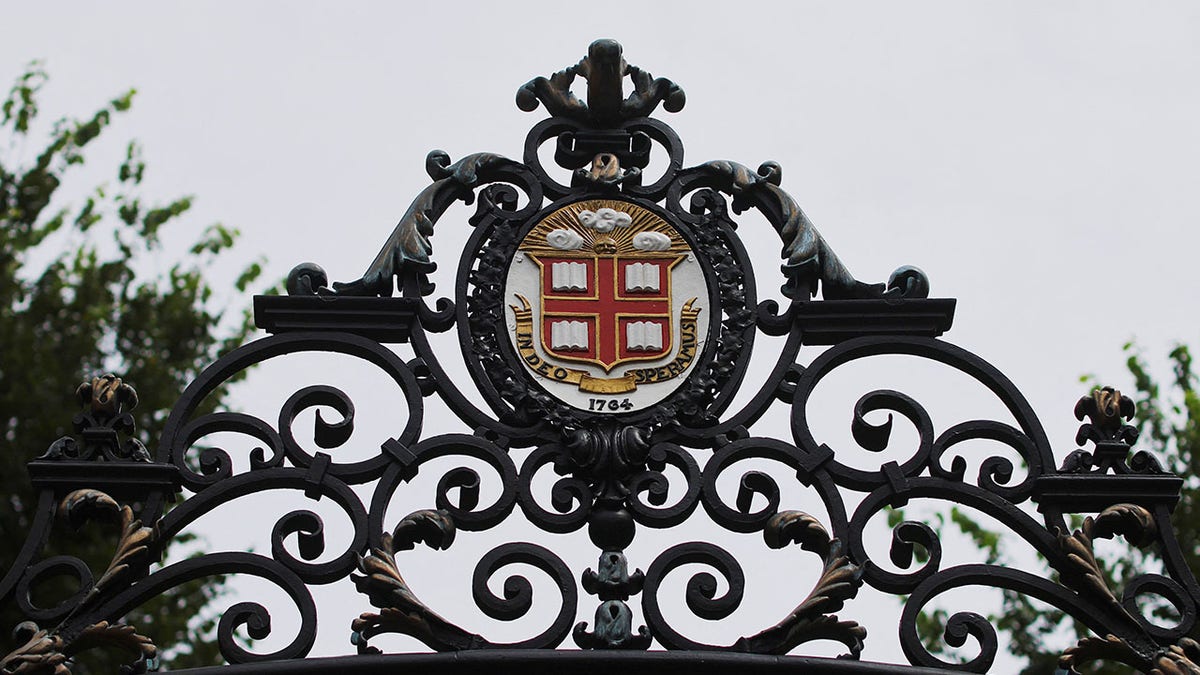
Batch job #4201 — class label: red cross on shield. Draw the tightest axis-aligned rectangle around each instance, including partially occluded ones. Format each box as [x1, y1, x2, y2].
[531, 254, 684, 372]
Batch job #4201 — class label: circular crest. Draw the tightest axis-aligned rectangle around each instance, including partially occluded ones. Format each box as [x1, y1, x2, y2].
[503, 199, 710, 414]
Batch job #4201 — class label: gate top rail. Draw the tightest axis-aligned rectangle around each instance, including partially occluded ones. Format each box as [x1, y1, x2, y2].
[2, 39, 1194, 675]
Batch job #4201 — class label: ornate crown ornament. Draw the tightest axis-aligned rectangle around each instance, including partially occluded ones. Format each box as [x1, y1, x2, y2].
[3, 39, 1194, 675]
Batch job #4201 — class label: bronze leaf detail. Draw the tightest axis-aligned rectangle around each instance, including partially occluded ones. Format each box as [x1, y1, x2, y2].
[1058, 634, 1200, 674]
[0, 625, 69, 675]
[1058, 633, 1145, 674]
[1054, 504, 1167, 673]
[332, 152, 522, 296]
[694, 160, 899, 301]
[350, 510, 486, 652]
[0, 620, 156, 675]
[1152, 638, 1200, 675]
[734, 511, 867, 658]
[60, 489, 156, 602]
[1056, 503, 1157, 612]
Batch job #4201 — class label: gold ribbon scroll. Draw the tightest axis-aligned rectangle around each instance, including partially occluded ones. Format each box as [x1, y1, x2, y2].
[510, 295, 701, 394]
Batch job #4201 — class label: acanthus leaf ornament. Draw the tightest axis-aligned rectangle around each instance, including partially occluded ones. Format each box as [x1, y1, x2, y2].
[1, 490, 160, 675]
[1051, 503, 1179, 673]
[0, 620, 157, 675]
[1058, 626, 1200, 673]
[60, 490, 156, 600]
[1054, 504, 1157, 612]
[734, 511, 867, 658]
[1153, 639, 1200, 675]
[692, 160, 930, 301]
[351, 510, 488, 653]
[325, 152, 526, 297]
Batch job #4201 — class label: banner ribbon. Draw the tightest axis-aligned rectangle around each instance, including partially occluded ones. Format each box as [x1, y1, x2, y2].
[510, 295, 701, 394]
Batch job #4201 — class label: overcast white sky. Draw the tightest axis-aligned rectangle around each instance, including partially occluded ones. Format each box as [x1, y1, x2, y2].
[4, 1, 1199, 668]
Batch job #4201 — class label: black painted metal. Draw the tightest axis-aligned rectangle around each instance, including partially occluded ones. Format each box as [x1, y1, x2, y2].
[174, 650, 951, 675]
[3, 39, 1196, 675]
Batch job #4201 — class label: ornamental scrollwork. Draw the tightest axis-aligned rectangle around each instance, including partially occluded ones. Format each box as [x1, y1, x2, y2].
[4, 38, 1197, 675]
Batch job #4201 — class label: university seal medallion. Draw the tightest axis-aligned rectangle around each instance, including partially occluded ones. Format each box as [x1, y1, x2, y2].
[504, 199, 709, 413]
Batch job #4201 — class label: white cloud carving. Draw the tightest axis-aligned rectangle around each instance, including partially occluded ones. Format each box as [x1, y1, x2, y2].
[577, 208, 632, 233]
[546, 228, 585, 250]
[632, 231, 671, 251]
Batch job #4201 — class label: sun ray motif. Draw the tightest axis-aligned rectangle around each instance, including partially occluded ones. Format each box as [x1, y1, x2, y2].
[522, 200, 690, 257]
[505, 198, 705, 399]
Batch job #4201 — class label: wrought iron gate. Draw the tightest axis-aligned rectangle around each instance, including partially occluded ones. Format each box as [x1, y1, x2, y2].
[2, 40, 1195, 674]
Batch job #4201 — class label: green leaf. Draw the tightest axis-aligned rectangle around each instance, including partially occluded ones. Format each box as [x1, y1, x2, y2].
[189, 223, 238, 256]
[235, 260, 264, 292]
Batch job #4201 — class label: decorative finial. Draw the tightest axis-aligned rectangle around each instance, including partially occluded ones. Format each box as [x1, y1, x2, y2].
[38, 374, 151, 462]
[1059, 386, 1164, 475]
[574, 551, 650, 649]
[1073, 386, 1137, 447]
[77, 374, 139, 417]
[516, 39, 685, 127]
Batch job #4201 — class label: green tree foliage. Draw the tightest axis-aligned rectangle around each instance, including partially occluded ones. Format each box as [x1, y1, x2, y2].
[0, 63, 263, 671]
[922, 344, 1198, 674]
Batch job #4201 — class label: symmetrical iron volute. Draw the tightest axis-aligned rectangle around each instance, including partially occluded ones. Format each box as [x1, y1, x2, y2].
[2, 39, 1195, 675]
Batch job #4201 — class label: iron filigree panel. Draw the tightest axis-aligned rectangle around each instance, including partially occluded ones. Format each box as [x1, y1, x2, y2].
[2, 39, 1195, 675]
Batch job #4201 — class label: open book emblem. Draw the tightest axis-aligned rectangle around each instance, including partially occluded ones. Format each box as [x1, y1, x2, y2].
[505, 199, 707, 404]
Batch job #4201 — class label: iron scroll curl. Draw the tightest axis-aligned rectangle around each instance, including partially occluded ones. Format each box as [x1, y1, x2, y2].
[7, 38, 1200, 675]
